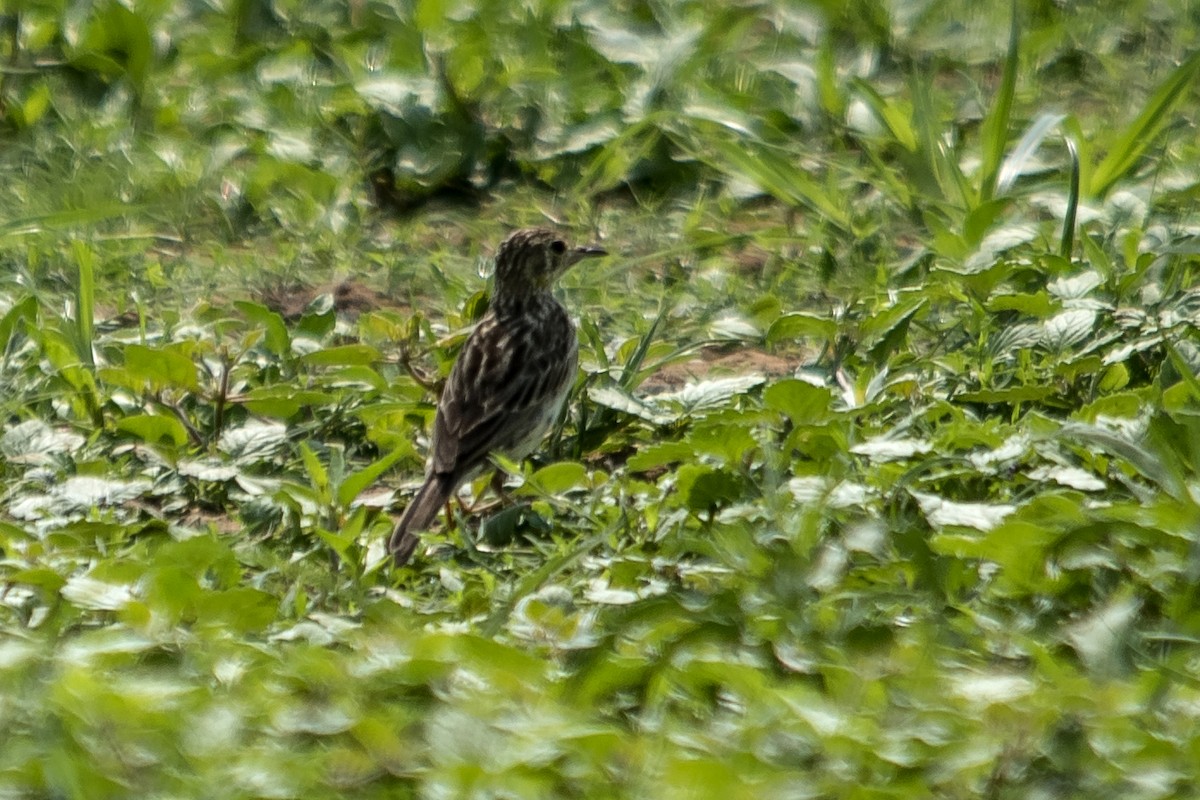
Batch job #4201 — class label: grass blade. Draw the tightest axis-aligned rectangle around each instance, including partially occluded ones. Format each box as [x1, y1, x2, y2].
[618, 302, 668, 391]
[850, 78, 917, 152]
[909, 71, 972, 207]
[978, 0, 1020, 202]
[996, 111, 1066, 195]
[71, 240, 95, 369]
[1088, 49, 1200, 198]
[1060, 135, 1080, 258]
[670, 124, 851, 231]
[0, 204, 144, 241]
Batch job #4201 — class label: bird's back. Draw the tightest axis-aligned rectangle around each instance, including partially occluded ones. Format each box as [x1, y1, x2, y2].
[430, 294, 577, 481]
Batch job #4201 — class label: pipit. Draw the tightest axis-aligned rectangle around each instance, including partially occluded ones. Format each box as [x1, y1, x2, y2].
[388, 227, 606, 566]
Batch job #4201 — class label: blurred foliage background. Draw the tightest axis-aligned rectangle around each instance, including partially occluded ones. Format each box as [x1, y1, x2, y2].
[3, 0, 1200, 797]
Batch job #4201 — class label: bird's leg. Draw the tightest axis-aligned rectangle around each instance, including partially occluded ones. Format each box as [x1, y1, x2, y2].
[455, 471, 511, 517]
[490, 471, 512, 504]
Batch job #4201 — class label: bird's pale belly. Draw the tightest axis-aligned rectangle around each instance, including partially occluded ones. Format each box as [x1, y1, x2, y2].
[505, 381, 571, 461]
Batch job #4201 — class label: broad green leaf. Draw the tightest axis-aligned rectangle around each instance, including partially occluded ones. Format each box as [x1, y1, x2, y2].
[235, 301, 290, 357]
[299, 344, 383, 367]
[986, 291, 1054, 317]
[1065, 593, 1140, 671]
[956, 386, 1054, 404]
[10, 80, 51, 128]
[1061, 421, 1182, 498]
[675, 464, 745, 512]
[656, 375, 765, 412]
[61, 575, 135, 611]
[1041, 309, 1095, 351]
[763, 379, 832, 424]
[850, 436, 932, 461]
[963, 198, 1011, 249]
[177, 458, 239, 482]
[315, 526, 356, 563]
[241, 387, 339, 418]
[114, 413, 190, 447]
[0, 295, 37, 354]
[626, 442, 695, 472]
[911, 491, 1017, 531]
[864, 298, 927, 363]
[219, 420, 288, 460]
[117, 343, 201, 392]
[766, 312, 837, 345]
[196, 587, 279, 633]
[1098, 363, 1129, 393]
[1, 420, 84, 460]
[588, 385, 674, 425]
[525, 461, 588, 495]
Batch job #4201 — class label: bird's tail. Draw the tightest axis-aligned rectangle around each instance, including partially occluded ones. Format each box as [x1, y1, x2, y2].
[388, 473, 455, 566]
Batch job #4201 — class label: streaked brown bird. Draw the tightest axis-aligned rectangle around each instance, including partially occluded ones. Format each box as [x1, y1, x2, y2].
[388, 227, 606, 566]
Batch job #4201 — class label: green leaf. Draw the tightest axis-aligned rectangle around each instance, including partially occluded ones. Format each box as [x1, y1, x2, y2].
[1061, 135, 1081, 258]
[861, 297, 927, 361]
[1041, 309, 1095, 351]
[0, 204, 145, 241]
[763, 379, 833, 424]
[300, 442, 330, 500]
[337, 447, 407, 507]
[670, 126, 851, 230]
[978, 1, 1020, 201]
[235, 301, 291, 357]
[986, 291, 1054, 316]
[588, 384, 675, 425]
[526, 461, 588, 495]
[766, 312, 838, 345]
[1062, 421, 1183, 498]
[627, 442, 695, 472]
[299, 344, 383, 367]
[657, 376, 765, 413]
[0, 295, 38, 355]
[676, 464, 745, 512]
[241, 387, 338, 418]
[114, 413, 190, 447]
[617, 305, 667, 391]
[996, 111, 1067, 195]
[316, 526, 356, 563]
[196, 587, 278, 633]
[815, 39, 844, 118]
[963, 198, 1011, 248]
[1098, 363, 1129, 393]
[956, 386, 1055, 404]
[71, 240, 95, 369]
[117, 343, 201, 392]
[1089, 49, 1200, 197]
[850, 79, 917, 152]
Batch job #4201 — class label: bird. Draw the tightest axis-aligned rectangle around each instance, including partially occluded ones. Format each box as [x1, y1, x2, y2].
[388, 227, 606, 566]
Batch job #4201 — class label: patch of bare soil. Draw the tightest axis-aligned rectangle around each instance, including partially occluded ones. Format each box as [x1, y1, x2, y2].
[259, 279, 407, 320]
[641, 345, 810, 393]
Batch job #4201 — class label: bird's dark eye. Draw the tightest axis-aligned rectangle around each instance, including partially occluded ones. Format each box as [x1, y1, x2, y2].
[550, 240, 566, 255]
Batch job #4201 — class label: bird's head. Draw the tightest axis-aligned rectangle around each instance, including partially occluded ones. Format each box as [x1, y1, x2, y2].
[493, 227, 606, 297]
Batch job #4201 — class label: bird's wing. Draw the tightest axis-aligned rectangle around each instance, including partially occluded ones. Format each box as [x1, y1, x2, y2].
[430, 312, 574, 477]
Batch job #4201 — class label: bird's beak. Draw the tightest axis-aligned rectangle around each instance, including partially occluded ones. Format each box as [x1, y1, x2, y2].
[568, 245, 607, 266]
